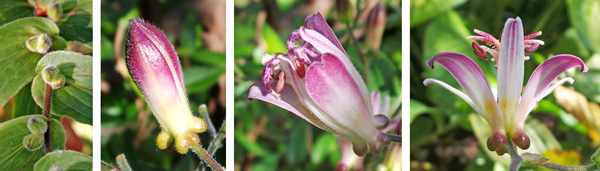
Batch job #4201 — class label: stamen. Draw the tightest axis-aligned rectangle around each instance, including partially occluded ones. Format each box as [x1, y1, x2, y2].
[524, 31, 542, 40]
[295, 58, 306, 78]
[472, 41, 488, 60]
[275, 72, 286, 93]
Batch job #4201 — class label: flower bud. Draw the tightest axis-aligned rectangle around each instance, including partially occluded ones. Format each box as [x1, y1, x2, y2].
[336, 0, 353, 23]
[23, 133, 44, 151]
[126, 18, 207, 154]
[27, 117, 48, 134]
[47, 3, 62, 22]
[26, 33, 52, 54]
[373, 114, 390, 130]
[156, 130, 173, 150]
[42, 65, 66, 90]
[365, 3, 386, 55]
[511, 129, 530, 150]
[486, 131, 507, 151]
[34, 5, 48, 17]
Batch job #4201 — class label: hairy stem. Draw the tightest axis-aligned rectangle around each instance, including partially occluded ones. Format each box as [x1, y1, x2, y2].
[345, 23, 368, 81]
[199, 122, 226, 171]
[198, 104, 217, 138]
[191, 144, 224, 171]
[43, 84, 53, 154]
[208, 122, 226, 155]
[507, 140, 522, 171]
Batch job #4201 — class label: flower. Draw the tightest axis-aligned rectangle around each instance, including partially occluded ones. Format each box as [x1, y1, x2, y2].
[424, 17, 588, 154]
[247, 13, 390, 156]
[126, 18, 206, 154]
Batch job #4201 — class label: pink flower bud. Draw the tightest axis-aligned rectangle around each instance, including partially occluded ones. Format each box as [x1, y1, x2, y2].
[365, 3, 386, 54]
[126, 18, 206, 154]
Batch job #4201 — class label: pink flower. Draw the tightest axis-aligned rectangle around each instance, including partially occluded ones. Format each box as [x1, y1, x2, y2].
[248, 13, 390, 156]
[126, 18, 206, 154]
[424, 17, 587, 154]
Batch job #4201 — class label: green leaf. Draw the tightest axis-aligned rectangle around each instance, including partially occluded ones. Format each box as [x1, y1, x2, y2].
[73, 0, 92, 14]
[410, 99, 429, 123]
[0, 0, 33, 25]
[566, 0, 600, 52]
[286, 121, 307, 164]
[188, 49, 226, 66]
[410, 0, 467, 27]
[33, 150, 92, 171]
[12, 83, 42, 118]
[31, 51, 92, 125]
[263, 24, 285, 54]
[592, 147, 600, 167]
[58, 11, 92, 43]
[0, 115, 66, 170]
[183, 66, 225, 94]
[27, 0, 77, 11]
[0, 17, 61, 108]
[310, 133, 339, 164]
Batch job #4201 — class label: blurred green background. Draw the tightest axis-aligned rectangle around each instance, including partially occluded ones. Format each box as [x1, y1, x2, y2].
[234, 0, 401, 170]
[100, 0, 225, 170]
[410, 0, 600, 170]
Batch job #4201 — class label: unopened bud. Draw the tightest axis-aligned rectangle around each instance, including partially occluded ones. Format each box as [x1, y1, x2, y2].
[27, 117, 48, 134]
[23, 133, 44, 151]
[47, 3, 62, 22]
[486, 131, 507, 151]
[156, 130, 173, 150]
[373, 114, 390, 130]
[511, 129, 530, 150]
[42, 65, 66, 90]
[26, 33, 52, 54]
[365, 3, 386, 55]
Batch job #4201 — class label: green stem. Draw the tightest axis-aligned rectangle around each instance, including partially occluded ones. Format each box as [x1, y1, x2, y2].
[207, 122, 226, 155]
[199, 122, 226, 171]
[345, 22, 368, 81]
[43, 84, 53, 154]
[507, 140, 522, 171]
[191, 144, 224, 171]
[198, 104, 217, 138]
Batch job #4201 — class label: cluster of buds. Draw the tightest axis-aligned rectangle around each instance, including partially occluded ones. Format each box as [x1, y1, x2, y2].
[23, 117, 48, 151]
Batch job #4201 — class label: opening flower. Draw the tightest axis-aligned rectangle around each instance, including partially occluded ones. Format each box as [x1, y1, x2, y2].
[247, 13, 390, 156]
[424, 17, 587, 154]
[126, 18, 207, 154]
